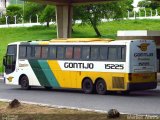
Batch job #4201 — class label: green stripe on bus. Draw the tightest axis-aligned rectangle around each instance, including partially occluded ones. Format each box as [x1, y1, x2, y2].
[29, 60, 50, 87]
[38, 60, 60, 88]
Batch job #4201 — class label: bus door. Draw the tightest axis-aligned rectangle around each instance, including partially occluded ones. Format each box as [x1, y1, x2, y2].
[3, 45, 17, 74]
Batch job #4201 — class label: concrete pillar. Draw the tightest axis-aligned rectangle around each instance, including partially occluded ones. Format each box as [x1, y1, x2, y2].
[56, 5, 73, 38]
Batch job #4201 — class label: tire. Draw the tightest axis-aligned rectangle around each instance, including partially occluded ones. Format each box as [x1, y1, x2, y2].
[82, 78, 94, 94]
[20, 76, 31, 90]
[95, 79, 106, 95]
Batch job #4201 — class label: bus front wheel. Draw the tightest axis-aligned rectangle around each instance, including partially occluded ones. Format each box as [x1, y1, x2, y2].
[95, 79, 106, 95]
[82, 78, 94, 94]
[20, 76, 31, 90]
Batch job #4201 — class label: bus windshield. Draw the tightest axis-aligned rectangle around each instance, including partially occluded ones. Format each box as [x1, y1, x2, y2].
[3, 45, 17, 74]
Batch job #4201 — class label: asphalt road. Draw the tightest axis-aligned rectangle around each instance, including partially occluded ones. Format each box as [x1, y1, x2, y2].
[0, 78, 159, 115]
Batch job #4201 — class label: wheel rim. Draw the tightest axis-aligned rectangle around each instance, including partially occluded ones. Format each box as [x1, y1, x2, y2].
[85, 82, 91, 90]
[97, 82, 105, 92]
[21, 77, 28, 88]
[83, 79, 93, 94]
[22, 79, 27, 88]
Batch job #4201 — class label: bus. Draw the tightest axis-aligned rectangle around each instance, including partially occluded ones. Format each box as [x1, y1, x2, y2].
[3, 38, 157, 95]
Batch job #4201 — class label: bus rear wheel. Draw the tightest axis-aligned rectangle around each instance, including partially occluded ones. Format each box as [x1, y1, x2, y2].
[82, 78, 94, 94]
[95, 79, 106, 95]
[20, 76, 31, 90]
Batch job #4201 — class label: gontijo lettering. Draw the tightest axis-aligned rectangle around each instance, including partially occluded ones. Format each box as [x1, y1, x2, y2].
[64, 62, 94, 69]
[134, 53, 153, 57]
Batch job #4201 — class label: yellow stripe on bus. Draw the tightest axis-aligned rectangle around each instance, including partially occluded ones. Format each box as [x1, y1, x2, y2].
[47, 60, 156, 90]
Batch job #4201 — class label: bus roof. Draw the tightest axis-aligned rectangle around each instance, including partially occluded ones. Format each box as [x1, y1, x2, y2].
[49, 38, 113, 42]
[7, 39, 155, 46]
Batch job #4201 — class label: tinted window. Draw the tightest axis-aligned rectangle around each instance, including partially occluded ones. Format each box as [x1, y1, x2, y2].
[35, 46, 41, 59]
[49, 46, 56, 59]
[117, 46, 126, 61]
[100, 46, 108, 60]
[65, 46, 73, 59]
[19, 46, 27, 59]
[27, 46, 34, 58]
[82, 46, 90, 60]
[42, 46, 48, 59]
[91, 47, 99, 60]
[57, 46, 64, 59]
[7, 45, 17, 55]
[108, 47, 117, 60]
[74, 46, 81, 60]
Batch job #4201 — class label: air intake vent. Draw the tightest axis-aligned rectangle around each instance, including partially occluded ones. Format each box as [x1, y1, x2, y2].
[112, 77, 124, 89]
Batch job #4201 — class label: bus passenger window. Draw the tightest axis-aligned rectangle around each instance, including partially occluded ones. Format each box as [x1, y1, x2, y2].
[19, 46, 27, 59]
[57, 46, 64, 59]
[100, 47, 107, 60]
[35, 46, 41, 59]
[27, 46, 33, 58]
[91, 47, 99, 60]
[74, 47, 81, 60]
[42, 47, 48, 59]
[121, 47, 126, 61]
[117, 47, 126, 61]
[82, 46, 90, 60]
[108, 47, 117, 60]
[65, 47, 73, 59]
[49, 46, 56, 59]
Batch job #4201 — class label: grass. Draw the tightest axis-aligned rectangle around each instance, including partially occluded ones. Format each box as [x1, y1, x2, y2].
[0, 101, 120, 120]
[1, 101, 158, 120]
[1, 19, 160, 72]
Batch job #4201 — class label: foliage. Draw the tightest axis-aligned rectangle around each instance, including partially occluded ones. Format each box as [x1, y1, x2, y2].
[121, 0, 134, 12]
[138, 0, 151, 8]
[40, 5, 56, 27]
[73, 0, 133, 37]
[0, 16, 6, 25]
[139, 7, 158, 17]
[138, 0, 160, 10]
[149, 2, 160, 9]
[73, 5, 103, 37]
[24, 2, 45, 23]
[6, 5, 23, 24]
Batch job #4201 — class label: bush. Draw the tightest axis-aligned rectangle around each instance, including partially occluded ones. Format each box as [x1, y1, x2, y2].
[0, 16, 6, 24]
[6, 5, 23, 24]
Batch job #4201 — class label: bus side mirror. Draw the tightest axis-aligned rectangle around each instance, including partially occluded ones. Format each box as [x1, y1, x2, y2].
[3, 56, 6, 66]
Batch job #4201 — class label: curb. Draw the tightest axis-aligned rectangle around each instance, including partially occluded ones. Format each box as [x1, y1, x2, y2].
[0, 98, 108, 114]
[0, 99, 159, 117]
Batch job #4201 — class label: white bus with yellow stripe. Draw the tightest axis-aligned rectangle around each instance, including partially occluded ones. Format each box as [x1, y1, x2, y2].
[3, 38, 157, 94]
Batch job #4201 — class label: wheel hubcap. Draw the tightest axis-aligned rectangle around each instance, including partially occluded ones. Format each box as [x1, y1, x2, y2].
[98, 82, 104, 91]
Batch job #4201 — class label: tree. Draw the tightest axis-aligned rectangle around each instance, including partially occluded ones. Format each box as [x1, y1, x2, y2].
[40, 5, 55, 27]
[149, 2, 160, 9]
[138, 0, 151, 8]
[73, 0, 133, 37]
[6, 5, 22, 24]
[24, 2, 45, 23]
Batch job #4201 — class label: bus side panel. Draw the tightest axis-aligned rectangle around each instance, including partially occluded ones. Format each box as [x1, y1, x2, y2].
[48, 60, 129, 91]
[48, 60, 71, 88]
[28, 60, 60, 88]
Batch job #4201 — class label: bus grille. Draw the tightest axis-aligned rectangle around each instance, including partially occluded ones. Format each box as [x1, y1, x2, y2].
[112, 77, 124, 89]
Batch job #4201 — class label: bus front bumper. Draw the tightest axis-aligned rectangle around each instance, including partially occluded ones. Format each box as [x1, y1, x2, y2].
[127, 82, 157, 91]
